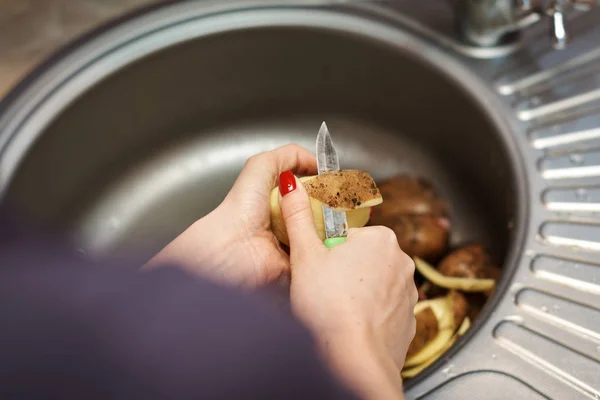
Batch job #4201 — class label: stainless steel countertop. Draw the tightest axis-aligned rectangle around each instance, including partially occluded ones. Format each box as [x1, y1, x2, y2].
[0, 0, 156, 97]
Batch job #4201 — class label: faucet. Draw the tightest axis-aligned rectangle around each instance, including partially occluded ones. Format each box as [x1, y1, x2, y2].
[454, 0, 596, 49]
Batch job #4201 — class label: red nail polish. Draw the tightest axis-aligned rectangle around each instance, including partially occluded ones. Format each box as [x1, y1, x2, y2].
[370, 207, 374, 217]
[279, 171, 296, 196]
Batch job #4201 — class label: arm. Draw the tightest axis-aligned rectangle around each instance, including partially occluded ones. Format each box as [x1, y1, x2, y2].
[321, 331, 406, 400]
[278, 172, 417, 400]
[0, 239, 358, 400]
[143, 144, 318, 288]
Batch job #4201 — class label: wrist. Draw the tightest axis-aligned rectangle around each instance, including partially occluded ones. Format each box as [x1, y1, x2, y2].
[316, 328, 404, 400]
[143, 207, 241, 283]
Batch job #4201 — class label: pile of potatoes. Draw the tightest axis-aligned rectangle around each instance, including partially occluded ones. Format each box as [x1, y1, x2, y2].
[369, 175, 502, 378]
[269, 171, 501, 379]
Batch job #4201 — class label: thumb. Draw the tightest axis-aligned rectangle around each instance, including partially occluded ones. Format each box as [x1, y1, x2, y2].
[278, 171, 322, 256]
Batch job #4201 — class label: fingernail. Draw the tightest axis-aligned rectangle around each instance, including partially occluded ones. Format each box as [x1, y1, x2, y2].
[370, 207, 374, 217]
[279, 171, 297, 197]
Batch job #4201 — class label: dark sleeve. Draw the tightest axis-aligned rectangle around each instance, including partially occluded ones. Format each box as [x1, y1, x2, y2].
[0, 238, 358, 400]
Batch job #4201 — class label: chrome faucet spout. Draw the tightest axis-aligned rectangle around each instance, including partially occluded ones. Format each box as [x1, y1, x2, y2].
[454, 0, 596, 49]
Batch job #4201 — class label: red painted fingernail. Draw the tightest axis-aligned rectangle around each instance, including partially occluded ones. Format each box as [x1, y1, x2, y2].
[279, 171, 296, 197]
[370, 207, 374, 217]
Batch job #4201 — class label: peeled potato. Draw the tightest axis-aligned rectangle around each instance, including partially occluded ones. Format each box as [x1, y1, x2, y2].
[414, 257, 496, 292]
[270, 170, 382, 245]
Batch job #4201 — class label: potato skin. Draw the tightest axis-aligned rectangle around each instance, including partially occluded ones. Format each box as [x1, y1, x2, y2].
[448, 290, 468, 328]
[437, 244, 501, 297]
[370, 175, 449, 261]
[374, 175, 448, 218]
[407, 306, 439, 358]
[437, 244, 500, 281]
[270, 175, 374, 246]
[382, 215, 449, 262]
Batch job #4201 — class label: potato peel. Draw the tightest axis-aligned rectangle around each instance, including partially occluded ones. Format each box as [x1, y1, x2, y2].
[413, 297, 454, 331]
[401, 317, 471, 378]
[414, 257, 496, 292]
[407, 307, 439, 358]
[404, 328, 454, 368]
[270, 172, 381, 245]
[404, 295, 456, 368]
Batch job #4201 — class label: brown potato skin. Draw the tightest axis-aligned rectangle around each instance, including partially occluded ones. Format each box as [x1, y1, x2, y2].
[407, 307, 439, 358]
[437, 245, 499, 280]
[448, 290, 468, 328]
[371, 175, 449, 261]
[437, 244, 501, 297]
[381, 215, 449, 261]
[374, 175, 448, 217]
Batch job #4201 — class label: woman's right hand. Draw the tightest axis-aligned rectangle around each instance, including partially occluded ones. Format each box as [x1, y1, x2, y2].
[278, 172, 418, 400]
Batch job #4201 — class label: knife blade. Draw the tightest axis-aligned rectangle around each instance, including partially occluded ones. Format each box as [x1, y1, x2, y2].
[316, 121, 348, 247]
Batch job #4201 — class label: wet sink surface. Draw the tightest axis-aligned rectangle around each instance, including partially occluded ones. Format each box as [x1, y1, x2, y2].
[1, 13, 519, 264]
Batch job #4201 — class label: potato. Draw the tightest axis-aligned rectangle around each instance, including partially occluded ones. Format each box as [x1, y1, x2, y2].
[381, 215, 449, 261]
[448, 290, 468, 328]
[270, 170, 382, 245]
[437, 245, 501, 296]
[405, 296, 456, 368]
[407, 306, 439, 358]
[437, 244, 499, 280]
[402, 293, 471, 376]
[401, 317, 471, 379]
[370, 175, 450, 261]
[414, 257, 495, 292]
[372, 175, 448, 218]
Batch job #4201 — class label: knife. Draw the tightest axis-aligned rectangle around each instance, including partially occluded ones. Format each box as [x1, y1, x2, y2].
[316, 121, 348, 248]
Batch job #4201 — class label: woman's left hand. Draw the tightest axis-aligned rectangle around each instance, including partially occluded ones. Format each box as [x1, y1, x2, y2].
[145, 144, 317, 287]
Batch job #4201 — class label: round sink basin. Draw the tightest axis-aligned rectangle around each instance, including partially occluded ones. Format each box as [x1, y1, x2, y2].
[0, 1, 525, 389]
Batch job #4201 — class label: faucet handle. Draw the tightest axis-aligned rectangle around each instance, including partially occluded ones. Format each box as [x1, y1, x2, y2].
[549, 0, 568, 49]
[547, 0, 595, 49]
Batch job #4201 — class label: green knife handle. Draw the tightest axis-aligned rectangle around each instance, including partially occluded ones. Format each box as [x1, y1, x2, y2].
[324, 237, 347, 248]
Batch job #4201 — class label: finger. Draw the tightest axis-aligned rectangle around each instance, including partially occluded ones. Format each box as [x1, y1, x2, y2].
[278, 171, 323, 257]
[408, 277, 419, 307]
[236, 144, 318, 192]
[399, 253, 418, 306]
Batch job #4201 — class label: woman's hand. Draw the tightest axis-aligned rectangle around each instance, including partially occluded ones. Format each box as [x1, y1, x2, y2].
[279, 173, 417, 400]
[145, 144, 317, 287]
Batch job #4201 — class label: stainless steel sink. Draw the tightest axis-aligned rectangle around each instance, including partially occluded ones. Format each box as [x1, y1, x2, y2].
[0, 1, 598, 399]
